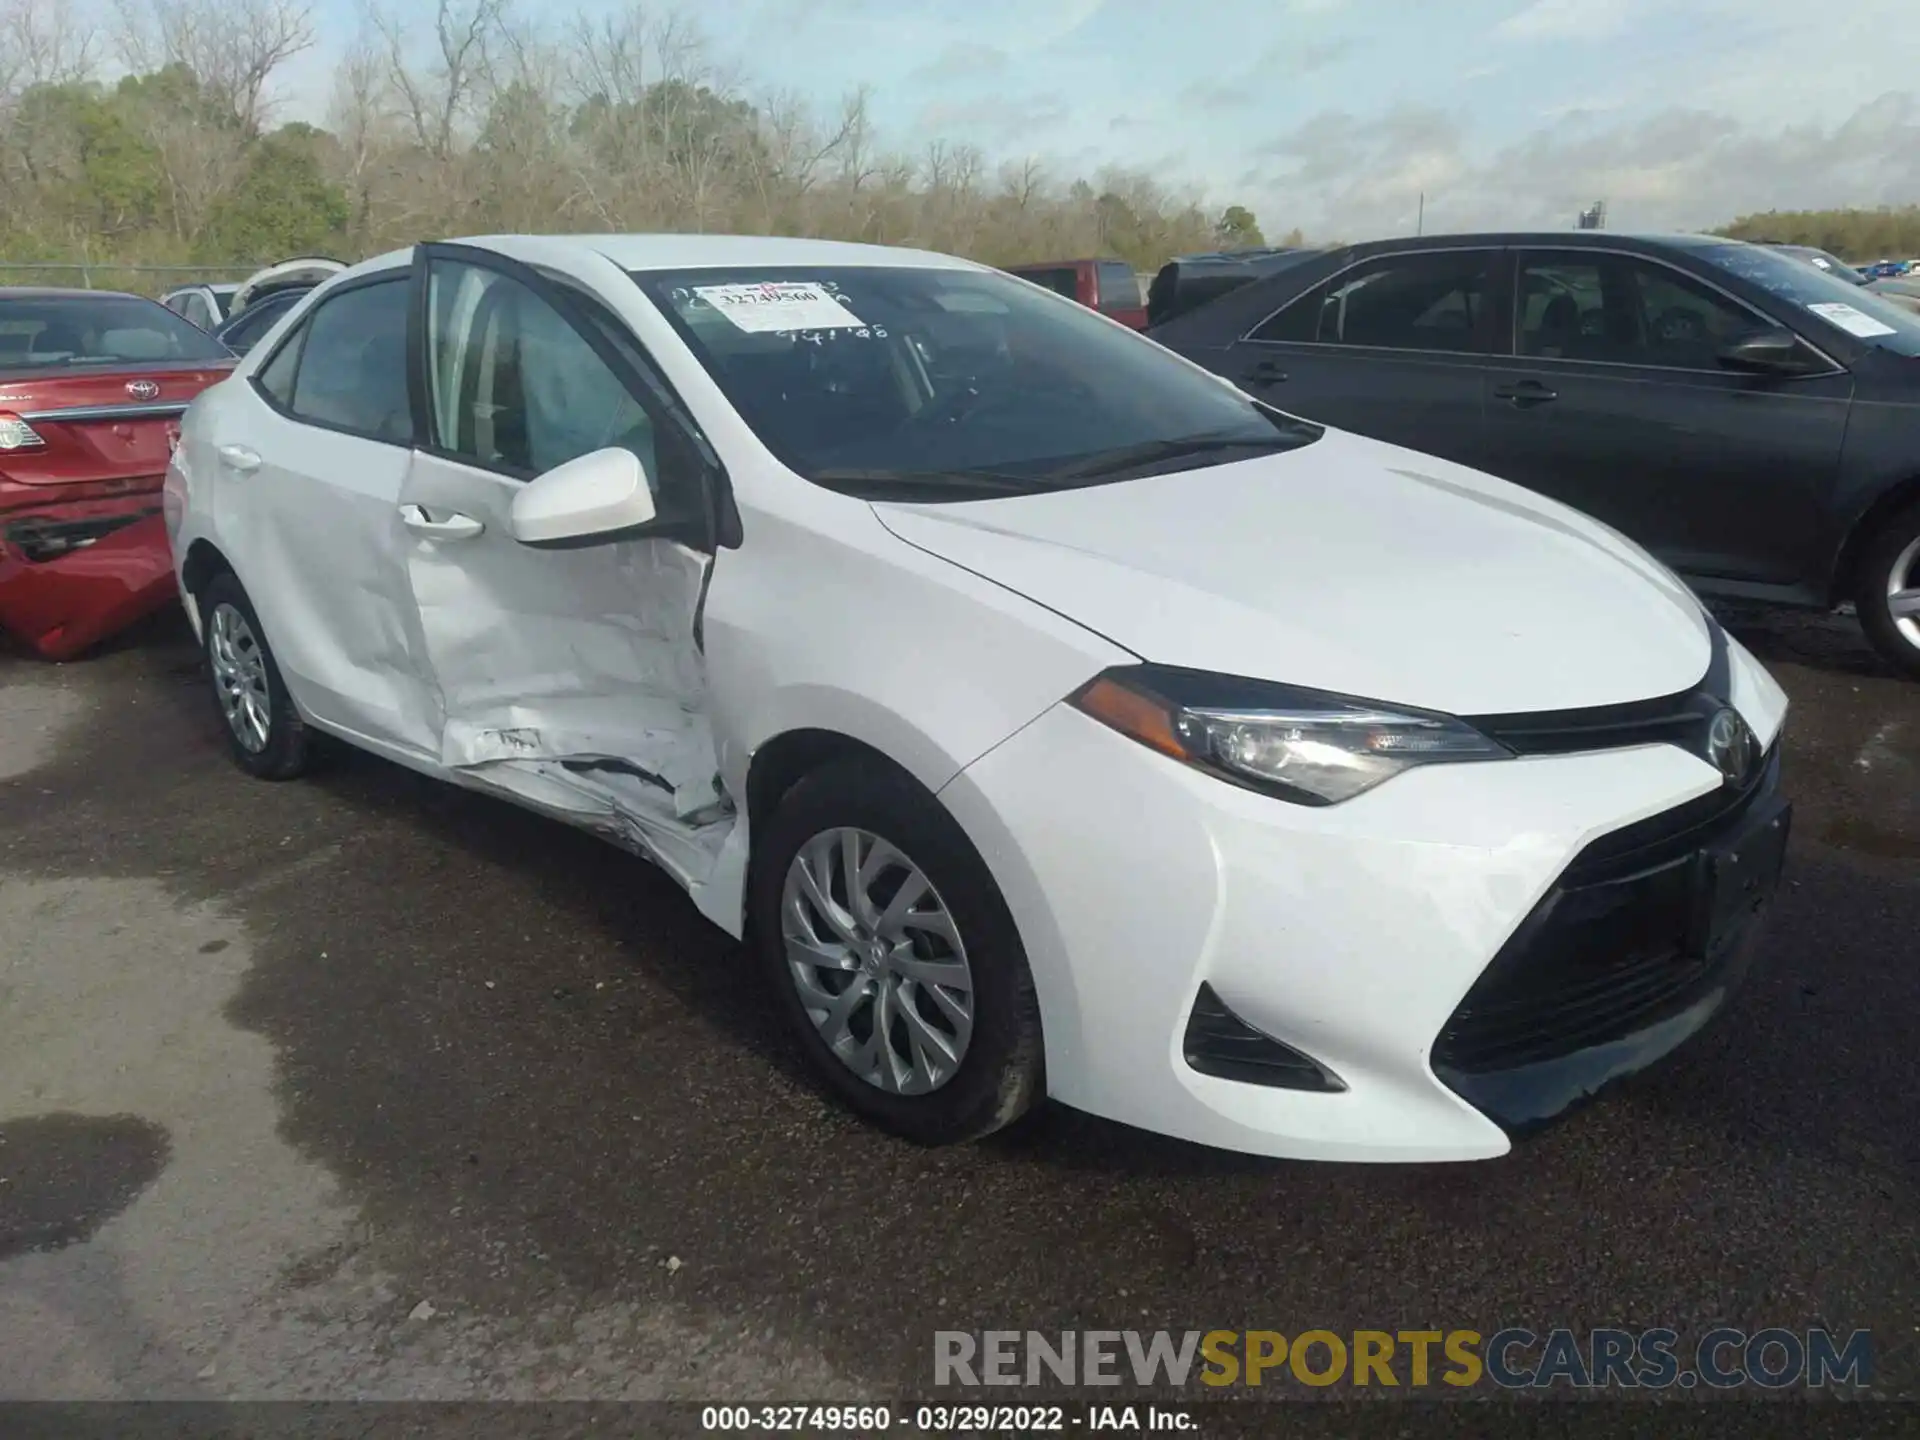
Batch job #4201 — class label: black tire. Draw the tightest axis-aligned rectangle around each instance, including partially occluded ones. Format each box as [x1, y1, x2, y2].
[750, 757, 1045, 1145]
[1854, 500, 1920, 681]
[198, 571, 316, 780]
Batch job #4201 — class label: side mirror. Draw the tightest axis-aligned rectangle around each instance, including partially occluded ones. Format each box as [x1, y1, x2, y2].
[1717, 327, 1808, 375]
[509, 446, 658, 549]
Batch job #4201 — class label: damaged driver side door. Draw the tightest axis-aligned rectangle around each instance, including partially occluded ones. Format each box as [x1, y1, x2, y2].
[399, 243, 731, 887]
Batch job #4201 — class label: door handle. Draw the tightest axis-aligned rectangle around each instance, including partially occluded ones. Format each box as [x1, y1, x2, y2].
[399, 504, 485, 541]
[217, 444, 261, 473]
[1244, 357, 1289, 387]
[1493, 380, 1559, 408]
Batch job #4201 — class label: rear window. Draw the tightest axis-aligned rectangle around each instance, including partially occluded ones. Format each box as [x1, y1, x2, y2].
[1009, 266, 1080, 300]
[0, 294, 231, 373]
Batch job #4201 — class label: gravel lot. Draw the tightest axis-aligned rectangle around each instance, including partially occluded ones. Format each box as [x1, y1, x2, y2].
[1, 604, 1916, 1407]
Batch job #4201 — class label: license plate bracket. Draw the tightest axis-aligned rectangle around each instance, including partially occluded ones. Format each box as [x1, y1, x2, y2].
[1690, 798, 1792, 958]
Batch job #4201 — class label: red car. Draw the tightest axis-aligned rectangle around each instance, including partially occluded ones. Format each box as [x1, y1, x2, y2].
[1003, 258, 1148, 329]
[0, 288, 235, 659]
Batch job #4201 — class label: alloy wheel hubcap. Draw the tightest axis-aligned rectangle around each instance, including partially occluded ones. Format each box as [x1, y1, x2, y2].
[208, 602, 271, 753]
[780, 827, 975, 1095]
[1890, 536, 1920, 649]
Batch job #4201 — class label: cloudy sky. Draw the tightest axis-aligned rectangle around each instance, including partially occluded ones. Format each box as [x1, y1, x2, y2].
[294, 0, 1920, 240]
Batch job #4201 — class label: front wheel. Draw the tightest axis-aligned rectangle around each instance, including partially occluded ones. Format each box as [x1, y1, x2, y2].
[749, 759, 1045, 1145]
[199, 571, 316, 780]
[1855, 501, 1920, 681]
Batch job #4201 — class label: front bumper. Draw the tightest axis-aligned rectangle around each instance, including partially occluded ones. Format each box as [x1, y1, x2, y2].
[938, 649, 1788, 1163]
[0, 487, 177, 660]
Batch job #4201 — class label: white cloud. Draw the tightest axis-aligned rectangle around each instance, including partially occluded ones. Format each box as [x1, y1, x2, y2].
[1493, 0, 1648, 42]
[1246, 92, 1920, 240]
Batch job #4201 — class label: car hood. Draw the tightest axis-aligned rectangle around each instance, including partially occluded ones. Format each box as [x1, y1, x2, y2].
[871, 428, 1712, 716]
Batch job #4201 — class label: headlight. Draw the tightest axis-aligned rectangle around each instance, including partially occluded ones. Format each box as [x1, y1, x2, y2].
[1070, 665, 1512, 805]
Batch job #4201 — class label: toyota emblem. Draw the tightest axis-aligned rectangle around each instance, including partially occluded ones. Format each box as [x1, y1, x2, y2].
[126, 379, 161, 401]
[1705, 708, 1755, 787]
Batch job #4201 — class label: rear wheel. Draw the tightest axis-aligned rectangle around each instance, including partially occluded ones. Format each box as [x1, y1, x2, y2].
[1855, 501, 1920, 681]
[750, 758, 1044, 1145]
[199, 571, 315, 779]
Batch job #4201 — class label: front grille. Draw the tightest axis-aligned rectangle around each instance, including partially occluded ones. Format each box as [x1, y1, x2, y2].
[1468, 684, 1725, 758]
[1463, 618, 1734, 767]
[1432, 743, 1783, 1116]
[1569, 742, 1778, 882]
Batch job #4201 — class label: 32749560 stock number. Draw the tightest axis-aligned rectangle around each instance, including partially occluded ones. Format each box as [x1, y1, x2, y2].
[700, 1405, 1068, 1431]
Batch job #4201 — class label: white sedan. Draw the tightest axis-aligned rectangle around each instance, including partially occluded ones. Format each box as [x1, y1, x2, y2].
[164, 234, 1791, 1162]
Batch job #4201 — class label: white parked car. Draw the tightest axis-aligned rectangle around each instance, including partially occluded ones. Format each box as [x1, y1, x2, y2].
[164, 234, 1791, 1162]
[160, 281, 241, 331]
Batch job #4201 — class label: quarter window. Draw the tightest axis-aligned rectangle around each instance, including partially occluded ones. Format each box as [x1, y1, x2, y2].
[254, 320, 304, 406]
[1253, 252, 1493, 352]
[284, 278, 413, 442]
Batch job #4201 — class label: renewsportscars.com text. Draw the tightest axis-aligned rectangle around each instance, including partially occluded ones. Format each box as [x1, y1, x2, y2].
[934, 1327, 1873, 1391]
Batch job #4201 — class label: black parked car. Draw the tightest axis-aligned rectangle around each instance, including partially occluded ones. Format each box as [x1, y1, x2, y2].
[212, 285, 308, 355]
[1145, 247, 1322, 327]
[1151, 232, 1920, 677]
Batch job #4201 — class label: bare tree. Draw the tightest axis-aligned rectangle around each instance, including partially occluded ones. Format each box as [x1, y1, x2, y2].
[1, 0, 102, 98]
[369, 0, 508, 160]
[325, 36, 390, 244]
[113, 0, 314, 135]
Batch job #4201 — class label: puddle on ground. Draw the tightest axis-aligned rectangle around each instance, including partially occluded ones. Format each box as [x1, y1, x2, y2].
[0, 1114, 171, 1260]
[1820, 815, 1920, 860]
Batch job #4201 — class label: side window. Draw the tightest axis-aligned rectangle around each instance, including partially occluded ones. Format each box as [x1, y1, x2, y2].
[1517, 259, 1608, 358]
[1254, 252, 1493, 351]
[1249, 287, 1322, 343]
[1096, 262, 1140, 314]
[1014, 267, 1080, 300]
[425, 259, 688, 498]
[285, 278, 413, 442]
[1518, 252, 1772, 369]
[1626, 259, 1770, 370]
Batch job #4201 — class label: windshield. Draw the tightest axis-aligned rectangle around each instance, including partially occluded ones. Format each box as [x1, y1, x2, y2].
[0, 294, 232, 373]
[1699, 243, 1920, 357]
[1773, 246, 1867, 285]
[634, 265, 1320, 499]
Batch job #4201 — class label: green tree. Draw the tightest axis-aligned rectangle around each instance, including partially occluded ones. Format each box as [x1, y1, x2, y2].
[1215, 204, 1265, 248]
[11, 81, 168, 239]
[202, 124, 349, 261]
[115, 63, 237, 133]
[1715, 206, 1920, 262]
